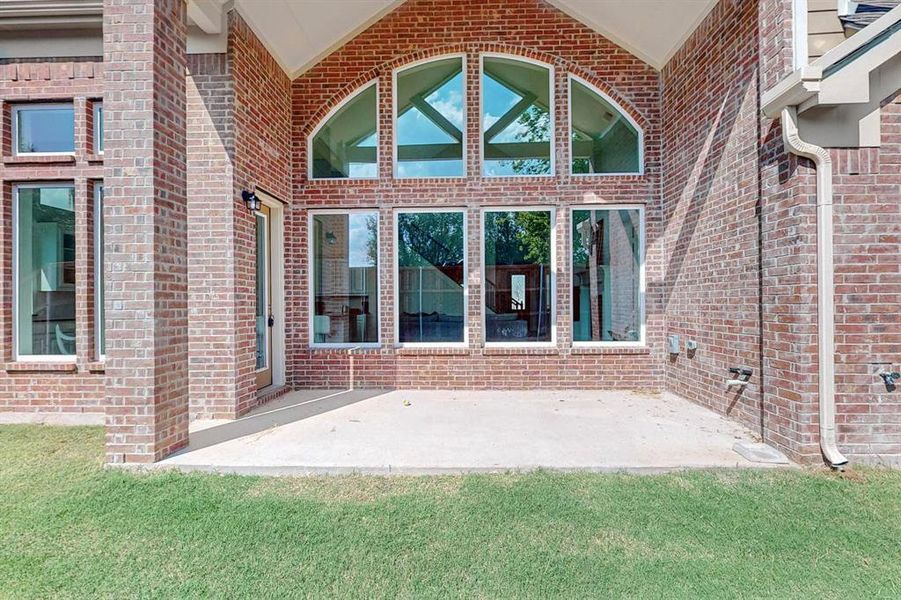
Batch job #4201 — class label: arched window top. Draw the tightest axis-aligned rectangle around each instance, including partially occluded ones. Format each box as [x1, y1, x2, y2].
[481, 54, 554, 177]
[309, 81, 378, 180]
[568, 75, 643, 175]
[394, 55, 466, 178]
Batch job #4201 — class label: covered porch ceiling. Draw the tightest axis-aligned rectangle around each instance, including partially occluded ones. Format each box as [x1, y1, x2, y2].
[192, 0, 718, 77]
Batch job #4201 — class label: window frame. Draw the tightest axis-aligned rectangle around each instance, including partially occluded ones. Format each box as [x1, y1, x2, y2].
[307, 208, 382, 349]
[570, 204, 646, 348]
[480, 205, 557, 348]
[254, 208, 271, 372]
[392, 54, 468, 180]
[479, 53, 556, 178]
[94, 183, 105, 361]
[567, 75, 644, 177]
[12, 102, 76, 158]
[93, 101, 104, 155]
[12, 182, 78, 362]
[393, 207, 469, 348]
[307, 80, 380, 181]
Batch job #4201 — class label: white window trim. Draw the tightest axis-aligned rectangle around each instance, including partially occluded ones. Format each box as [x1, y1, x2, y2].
[12, 182, 78, 362]
[254, 209, 271, 373]
[94, 183, 105, 361]
[567, 74, 645, 177]
[837, 1, 857, 17]
[12, 102, 76, 158]
[392, 53, 468, 180]
[308, 208, 382, 349]
[479, 53, 556, 178]
[257, 190, 287, 387]
[570, 204, 646, 348]
[393, 207, 469, 348]
[93, 101, 104, 155]
[480, 206, 557, 347]
[307, 80, 380, 181]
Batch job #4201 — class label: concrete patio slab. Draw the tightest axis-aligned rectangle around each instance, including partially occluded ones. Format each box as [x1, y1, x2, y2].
[156, 389, 785, 475]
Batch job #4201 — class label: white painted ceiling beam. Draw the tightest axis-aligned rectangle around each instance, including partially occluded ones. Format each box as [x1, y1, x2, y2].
[188, 0, 225, 34]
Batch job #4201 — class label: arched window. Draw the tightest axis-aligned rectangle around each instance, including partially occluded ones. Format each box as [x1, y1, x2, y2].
[569, 76, 642, 175]
[394, 56, 465, 178]
[481, 55, 553, 176]
[309, 81, 378, 179]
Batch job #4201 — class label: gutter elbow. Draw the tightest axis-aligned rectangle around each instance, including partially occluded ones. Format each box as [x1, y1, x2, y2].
[781, 107, 830, 168]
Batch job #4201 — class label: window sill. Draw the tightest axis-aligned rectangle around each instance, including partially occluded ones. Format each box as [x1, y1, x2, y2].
[481, 346, 560, 356]
[396, 346, 471, 356]
[570, 345, 651, 355]
[306, 177, 379, 186]
[3, 154, 76, 165]
[85, 153, 103, 163]
[307, 346, 382, 354]
[4, 361, 78, 373]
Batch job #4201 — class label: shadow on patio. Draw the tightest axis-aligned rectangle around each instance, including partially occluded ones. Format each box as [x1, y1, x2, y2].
[180, 389, 389, 454]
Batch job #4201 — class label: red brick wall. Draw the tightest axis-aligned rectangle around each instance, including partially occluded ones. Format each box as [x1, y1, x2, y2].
[0, 59, 105, 416]
[288, 0, 665, 389]
[666, 0, 901, 465]
[187, 53, 237, 419]
[186, 14, 292, 419]
[0, 10, 293, 423]
[103, 0, 189, 462]
[231, 12, 293, 413]
[832, 100, 901, 465]
[661, 1, 763, 433]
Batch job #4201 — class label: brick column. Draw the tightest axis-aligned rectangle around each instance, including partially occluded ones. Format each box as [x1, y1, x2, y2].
[103, 0, 189, 463]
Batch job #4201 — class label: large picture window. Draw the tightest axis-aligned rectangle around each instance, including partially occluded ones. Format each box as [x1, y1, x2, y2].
[569, 77, 641, 175]
[396, 211, 466, 344]
[15, 184, 77, 358]
[483, 209, 553, 343]
[13, 104, 75, 156]
[481, 56, 552, 176]
[311, 211, 379, 345]
[572, 207, 643, 344]
[310, 82, 378, 179]
[395, 57, 465, 178]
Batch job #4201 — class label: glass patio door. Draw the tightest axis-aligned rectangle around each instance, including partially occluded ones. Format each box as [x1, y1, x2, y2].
[255, 205, 273, 389]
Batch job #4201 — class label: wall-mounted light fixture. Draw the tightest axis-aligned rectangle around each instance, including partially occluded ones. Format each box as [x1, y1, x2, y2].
[242, 189, 261, 212]
[325, 231, 337, 245]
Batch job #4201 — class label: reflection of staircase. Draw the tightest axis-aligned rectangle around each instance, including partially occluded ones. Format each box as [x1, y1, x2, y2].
[840, 1, 900, 32]
[485, 278, 501, 314]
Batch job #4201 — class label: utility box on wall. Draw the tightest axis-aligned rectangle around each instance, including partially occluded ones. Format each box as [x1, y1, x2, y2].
[667, 335, 680, 355]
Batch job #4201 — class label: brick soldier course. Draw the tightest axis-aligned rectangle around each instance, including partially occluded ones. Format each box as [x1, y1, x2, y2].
[0, 0, 897, 466]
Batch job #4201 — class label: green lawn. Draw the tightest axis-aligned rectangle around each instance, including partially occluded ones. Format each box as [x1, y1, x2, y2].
[1, 426, 900, 598]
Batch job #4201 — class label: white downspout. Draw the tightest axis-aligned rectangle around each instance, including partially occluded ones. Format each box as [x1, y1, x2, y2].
[781, 107, 849, 469]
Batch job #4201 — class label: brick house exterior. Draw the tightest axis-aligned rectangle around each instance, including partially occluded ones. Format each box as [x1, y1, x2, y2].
[0, 0, 898, 466]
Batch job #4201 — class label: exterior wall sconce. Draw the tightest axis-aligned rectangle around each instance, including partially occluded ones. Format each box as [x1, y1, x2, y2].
[242, 190, 261, 212]
[325, 231, 337, 245]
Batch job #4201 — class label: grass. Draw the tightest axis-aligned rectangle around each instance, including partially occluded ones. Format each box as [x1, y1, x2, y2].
[1, 426, 900, 599]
